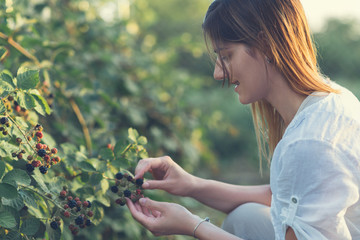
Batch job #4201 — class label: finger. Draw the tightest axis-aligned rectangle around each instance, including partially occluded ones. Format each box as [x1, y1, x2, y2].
[139, 197, 165, 212]
[141, 179, 167, 190]
[134, 157, 166, 179]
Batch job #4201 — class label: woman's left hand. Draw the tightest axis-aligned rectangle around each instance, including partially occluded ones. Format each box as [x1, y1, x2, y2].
[126, 197, 201, 237]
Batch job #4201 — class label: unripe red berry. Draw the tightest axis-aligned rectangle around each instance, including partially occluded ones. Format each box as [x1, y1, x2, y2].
[82, 201, 89, 207]
[74, 197, 80, 202]
[51, 148, 58, 154]
[31, 160, 41, 168]
[60, 190, 67, 197]
[87, 211, 93, 217]
[17, 153, 23, 159]
[15, 105, 21, 112]
[27, 155, 33, 160]
[67, 196, 73, 201]
[44, 155, 50, 161]
[16, 137, 22, 143]
[63, 211, 70, 218]
[76, 201, 82, 207]
[64, 204, 69, 209]
[35, 131, 43, 138]
[36, 143, 42, 149]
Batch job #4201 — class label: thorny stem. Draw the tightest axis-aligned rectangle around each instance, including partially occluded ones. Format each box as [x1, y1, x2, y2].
[18, 184, 78, 217]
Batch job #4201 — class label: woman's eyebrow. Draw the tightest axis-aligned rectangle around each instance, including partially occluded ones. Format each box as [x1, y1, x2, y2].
[214, 47, 228, 54]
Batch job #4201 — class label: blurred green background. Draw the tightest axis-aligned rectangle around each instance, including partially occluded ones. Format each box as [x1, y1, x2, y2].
[1, 0, 359, 239]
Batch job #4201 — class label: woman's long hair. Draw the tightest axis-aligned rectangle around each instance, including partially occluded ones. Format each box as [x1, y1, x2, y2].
[202, 0, 338, 168]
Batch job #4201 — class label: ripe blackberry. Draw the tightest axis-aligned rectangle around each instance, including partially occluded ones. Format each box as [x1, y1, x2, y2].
[26, 163, 35, 172]
[123, 189, 131, 198]
[50, 221, 58, 230]
[126, 175, 133, 182]
[38, 149, 46, 157]
[115, 198, 126, 206]
[110, 186, 118, 193]
[39, 166, 48, 174]
[0, 117, 8, 125]
[135, 178, 144, 187]
[115, 172, 123, 180]
[75, 216, 84, 225]
[68, 200, 77, 208]
[86, 200, 92, 208]
[85, 219, 91, 226]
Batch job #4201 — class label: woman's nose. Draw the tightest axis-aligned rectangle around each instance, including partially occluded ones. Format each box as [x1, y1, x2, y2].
[213, 60, 224, 81]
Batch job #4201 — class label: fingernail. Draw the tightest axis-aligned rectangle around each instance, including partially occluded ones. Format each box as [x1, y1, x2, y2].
[142, 182, 149, 188]
[139, 198, 146, 205]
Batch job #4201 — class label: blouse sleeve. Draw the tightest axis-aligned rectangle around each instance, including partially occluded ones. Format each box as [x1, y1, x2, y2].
[274, 139, 359, 240]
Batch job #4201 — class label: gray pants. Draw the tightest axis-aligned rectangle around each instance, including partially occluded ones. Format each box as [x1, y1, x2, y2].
[221, 203, 275, 240]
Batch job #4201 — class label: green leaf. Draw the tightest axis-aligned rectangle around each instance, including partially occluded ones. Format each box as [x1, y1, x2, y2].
[47, 224, 61, 240]
[75, 151, 87, 162]
[32, 94, 51, 116]
[128, 128, 139, 143]
[18, 190, 37, 208]
[2, 169, 31, 187]
[32, 171, 50, 193]
[0, 99, 6, 114]
[99, 148, 114, 161]
[77, 161, 96, 172]
[0, 70, 15, 91]
[89, 173, 103, 186]
[4, 231, 22, 240]
[16, 67, 39, 90]
[24, 93, 36, 109]
[0, 160, 5, 178]
[2, 194, 24, 211]
[20, 218, 40, 236]
[0, 183, 18, 199]
[0, 211, 16, 228]
[137, 136, 148, 145]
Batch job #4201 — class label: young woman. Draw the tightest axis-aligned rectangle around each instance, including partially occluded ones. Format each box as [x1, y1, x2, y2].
[126, 0, 360, 239]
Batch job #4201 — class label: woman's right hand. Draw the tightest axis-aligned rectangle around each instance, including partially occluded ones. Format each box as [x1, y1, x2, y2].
[134, 156, 195, 197]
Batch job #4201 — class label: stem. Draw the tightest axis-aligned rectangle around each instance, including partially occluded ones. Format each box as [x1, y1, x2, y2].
[0, 32, 40, 66]
[6, 113, 38, 155]
[69, 98, 92, 156]
[18, 184, 78, 217]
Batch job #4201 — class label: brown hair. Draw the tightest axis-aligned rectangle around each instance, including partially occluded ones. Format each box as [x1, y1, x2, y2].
[202, 0, 338, 167]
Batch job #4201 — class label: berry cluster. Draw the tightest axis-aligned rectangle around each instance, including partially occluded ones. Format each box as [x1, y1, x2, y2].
[17, 124, 62, 174]
[0, 116, 11, 135]
[54, 188, 93, 235]
[110, 172, 144, 206]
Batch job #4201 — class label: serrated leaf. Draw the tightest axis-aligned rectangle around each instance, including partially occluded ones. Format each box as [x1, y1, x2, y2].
[47, 224, 61, 240]
[77, 161, 96, 172]
[32, 94, 51, 116]
[32, 171, 50, 193]
[0, 70, 15, 91]
[99, 148, 114, 161]
[2, 169, 31, 187]
[137, 136, 147, 145]
[20, 218, 40, 236]
[0, 183, 18, 199]
[89, 173, 103, 185]
[128, 128, 139, 143]
[4, 231, 22, 240]
[16, 67, 39, 90]
[0, 160, 5, 178]
[0, 99, 6, 114]
[19, 190, 37, 208]
[0, 211, 17, 228]
[24, 92, 36, 109]
[2, 194, 24, 211]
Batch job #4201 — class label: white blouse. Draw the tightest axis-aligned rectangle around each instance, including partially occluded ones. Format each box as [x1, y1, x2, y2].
[270, 83, 360, 240]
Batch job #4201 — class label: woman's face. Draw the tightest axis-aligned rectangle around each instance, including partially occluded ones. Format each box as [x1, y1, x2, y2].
[213, 42, 271, 104]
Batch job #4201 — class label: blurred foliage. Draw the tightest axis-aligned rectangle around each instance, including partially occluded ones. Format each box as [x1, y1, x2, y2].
[1, 0, 360, 239]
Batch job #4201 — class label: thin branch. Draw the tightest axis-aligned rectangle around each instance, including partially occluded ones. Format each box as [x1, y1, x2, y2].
[0, 32, 40, 66]
[69, 99, 92, 155]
